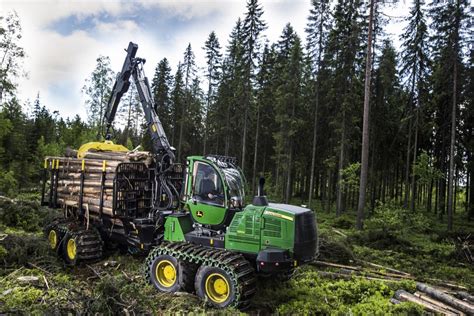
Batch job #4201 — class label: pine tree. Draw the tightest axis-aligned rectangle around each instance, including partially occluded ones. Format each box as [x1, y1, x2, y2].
[356, 0, 376, 230]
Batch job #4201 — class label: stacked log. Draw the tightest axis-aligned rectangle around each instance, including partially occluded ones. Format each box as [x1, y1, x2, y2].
[45, 148, 151, 223]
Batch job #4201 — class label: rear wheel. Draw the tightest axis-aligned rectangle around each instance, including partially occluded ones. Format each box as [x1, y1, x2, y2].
[47, 229, 59, 251]
[44, 218, 70, 252]
[63, 232, 78, 264]
[61, 229, 103, 265]
[195, 265, 235, 308]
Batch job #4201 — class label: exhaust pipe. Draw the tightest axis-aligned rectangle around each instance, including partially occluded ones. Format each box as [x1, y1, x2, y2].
[253, 177, 268, 206]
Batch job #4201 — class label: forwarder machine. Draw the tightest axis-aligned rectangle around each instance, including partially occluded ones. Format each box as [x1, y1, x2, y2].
[43, 42, 318, 308]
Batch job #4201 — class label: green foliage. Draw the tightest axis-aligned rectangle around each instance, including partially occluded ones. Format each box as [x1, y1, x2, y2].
[0, 169, 17, 196]
[0, 11, 25, 99]
[339, 162, 360, 192]
[332, 214, 355, 229]
[413, 150, 443, 185]
[365, 202, 430, 235]
[0, 198, 54, 232]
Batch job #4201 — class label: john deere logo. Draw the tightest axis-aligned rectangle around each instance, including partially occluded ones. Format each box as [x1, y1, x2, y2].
[196, 211, 204, 217]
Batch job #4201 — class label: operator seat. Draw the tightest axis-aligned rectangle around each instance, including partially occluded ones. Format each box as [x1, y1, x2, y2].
[200, 178, 216, 199]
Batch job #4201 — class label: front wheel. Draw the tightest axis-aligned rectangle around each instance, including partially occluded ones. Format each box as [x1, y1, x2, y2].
[195, 265, 236, 308]
[147, 254, 181, 293]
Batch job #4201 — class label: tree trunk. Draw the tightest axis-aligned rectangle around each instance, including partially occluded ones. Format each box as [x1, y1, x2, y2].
[308, 89, 319, 208]
[356, 0, 375, 230]
[410, 109, 419, 212]
[336, 111, 346, 216]
[428, 179, 433, 213]
[469, 169, 474, 221]
[251, 105, 260, 195]
[241, 87, 249, 173]
[447, 23, 459, 230]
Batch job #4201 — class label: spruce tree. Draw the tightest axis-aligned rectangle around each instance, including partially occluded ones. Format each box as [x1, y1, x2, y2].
[429, 0, 469, 228]
[241, 0, 267, 174]
[305, 0, 330, 207]
[177, 44, 196, 161]
[203, 31, 222, 154]
[400, 0, 430, 211]
[151, 58, 173, 138]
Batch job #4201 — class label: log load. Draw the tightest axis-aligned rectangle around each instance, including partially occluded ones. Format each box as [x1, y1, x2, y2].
[44, 147, 152, 221]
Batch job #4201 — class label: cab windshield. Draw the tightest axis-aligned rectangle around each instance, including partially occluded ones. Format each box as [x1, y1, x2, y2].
[222, 168, 245, 202]
[205, 156, 246, 208]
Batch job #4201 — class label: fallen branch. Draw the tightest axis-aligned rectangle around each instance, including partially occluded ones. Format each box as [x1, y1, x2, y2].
[332, 228, 348, 238]
[312, 260, 414, 280]
[317, 270, 403, 284]
[43, 275, 50, 290]
[86, 264, 103, 279]
[27, 262, 52, 275]
[359, 260, 412, 277]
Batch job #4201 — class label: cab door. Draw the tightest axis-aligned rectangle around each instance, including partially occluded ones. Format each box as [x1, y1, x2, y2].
[186, 160, 228, 226]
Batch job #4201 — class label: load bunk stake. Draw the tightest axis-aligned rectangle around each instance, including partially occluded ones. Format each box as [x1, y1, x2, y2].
[79, 159, 85, 223]
[53, 159, 59, 208]
[41, 159, 48, 206]
[48, 159, 54, 207]
[99, 160, 106, 221]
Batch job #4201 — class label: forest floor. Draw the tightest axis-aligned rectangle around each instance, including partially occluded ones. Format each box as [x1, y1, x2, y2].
[0, 195, 473, 314]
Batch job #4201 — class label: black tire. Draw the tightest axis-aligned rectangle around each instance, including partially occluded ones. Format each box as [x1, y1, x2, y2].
[195, 265, 236, 308]
[43, 218, 69, 252]
[61, 229, 103, 266]
[62, 232, 79, 265]
[148, 254, 181, 293]
[44, 226, 61, 251]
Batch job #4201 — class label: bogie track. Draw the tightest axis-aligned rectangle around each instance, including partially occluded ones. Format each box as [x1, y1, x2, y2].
[45, 219, 103, 265]
[144, 242, 257, 309]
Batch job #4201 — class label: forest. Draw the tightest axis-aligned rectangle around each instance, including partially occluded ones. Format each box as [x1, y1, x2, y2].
[0, 0, 473, 314]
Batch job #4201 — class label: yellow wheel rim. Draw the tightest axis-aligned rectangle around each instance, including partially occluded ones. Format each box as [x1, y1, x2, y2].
[205, 273, 230, 303]
[48, 230, 57, 249]
[155, 260, 177, 287]
[67, 238, 76, 260]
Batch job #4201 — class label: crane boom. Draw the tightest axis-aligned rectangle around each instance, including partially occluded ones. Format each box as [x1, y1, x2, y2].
[104, 42, 175, 163]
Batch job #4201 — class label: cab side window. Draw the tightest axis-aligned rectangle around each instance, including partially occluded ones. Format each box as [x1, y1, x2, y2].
[192, 162, 224, 206]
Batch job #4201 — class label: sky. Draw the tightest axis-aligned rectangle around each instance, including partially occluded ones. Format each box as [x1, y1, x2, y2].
[0, 0, 411, 120]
